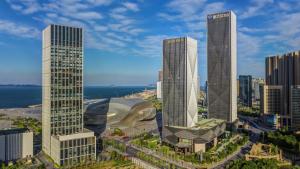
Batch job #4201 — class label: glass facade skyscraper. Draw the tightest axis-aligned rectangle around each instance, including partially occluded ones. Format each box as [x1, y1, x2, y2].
[239, 75, 252, 107]
[207, 11, 237, 123]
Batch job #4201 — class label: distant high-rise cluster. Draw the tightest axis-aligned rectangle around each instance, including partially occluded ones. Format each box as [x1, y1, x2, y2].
[42, 25, 96, 166]
[262, 51, 300, 130]
[207, 11, 237, 123]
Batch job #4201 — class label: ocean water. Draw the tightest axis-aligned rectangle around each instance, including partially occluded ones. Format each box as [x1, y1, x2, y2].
[0, 86, 154, 108]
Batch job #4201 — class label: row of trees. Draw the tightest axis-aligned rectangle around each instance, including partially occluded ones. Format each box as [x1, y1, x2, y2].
[238, 105, 260, 117]
[266, 131, 300, 153]
[226, 159, 300, 169]
[12, 117, 42, 135]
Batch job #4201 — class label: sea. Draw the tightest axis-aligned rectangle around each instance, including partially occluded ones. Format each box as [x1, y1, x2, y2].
[0, 86, 155, 109]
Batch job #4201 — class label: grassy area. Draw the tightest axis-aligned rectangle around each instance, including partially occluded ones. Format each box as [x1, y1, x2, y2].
[12, 117, 42, 135]
[226, 159, 300, 169]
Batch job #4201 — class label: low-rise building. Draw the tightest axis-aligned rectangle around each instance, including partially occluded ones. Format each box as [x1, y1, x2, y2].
[163, 118, 226, 153]
[0, 128, 33, 163]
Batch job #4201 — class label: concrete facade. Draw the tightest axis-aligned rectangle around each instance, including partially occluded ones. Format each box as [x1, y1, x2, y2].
[207, 11, 237, 123]
[42, 25, 96, 166]
[162, 37, 198, 128]
[0, 129, 33, 163]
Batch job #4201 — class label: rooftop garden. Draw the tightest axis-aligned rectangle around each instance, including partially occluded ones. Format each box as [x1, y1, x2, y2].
[131, 133, 249, 167]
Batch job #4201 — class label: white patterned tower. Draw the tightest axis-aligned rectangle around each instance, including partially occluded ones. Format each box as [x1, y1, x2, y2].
[162, 37, 198, 128]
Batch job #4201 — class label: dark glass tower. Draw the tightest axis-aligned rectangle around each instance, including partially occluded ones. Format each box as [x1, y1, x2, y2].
[207, 11, 237, 123]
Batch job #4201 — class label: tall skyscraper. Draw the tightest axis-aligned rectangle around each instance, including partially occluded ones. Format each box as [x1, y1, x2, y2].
[162, 37, 198, 128]
[239, 75, 252, 107]
[264, 51, 300, 129]
[207, 11, 237, 123]
[42, 25, 96, 166]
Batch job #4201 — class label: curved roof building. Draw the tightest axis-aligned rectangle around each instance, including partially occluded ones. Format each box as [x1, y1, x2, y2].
[84, 98, 156, 135]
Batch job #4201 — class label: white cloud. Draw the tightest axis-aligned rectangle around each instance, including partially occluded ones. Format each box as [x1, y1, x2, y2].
[87, 0, 113, 6]
[94, 25, 108, 31]
[0, 20, 40, 38]
[240, 0, 274, 19]
[134, 35, 170, 58]
[123, 2, 139, 12]
[278, 2, 291, 11]
[73, 11, 103, 20]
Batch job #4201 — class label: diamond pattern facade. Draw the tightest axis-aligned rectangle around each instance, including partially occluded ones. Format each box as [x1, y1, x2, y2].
[162, 37, 198, 128]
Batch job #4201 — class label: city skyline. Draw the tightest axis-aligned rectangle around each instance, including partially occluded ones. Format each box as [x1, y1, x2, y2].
[1, 0, 300, 86]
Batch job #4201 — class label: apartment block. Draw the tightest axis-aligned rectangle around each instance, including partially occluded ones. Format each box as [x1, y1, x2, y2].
[264, 51, 300, 129]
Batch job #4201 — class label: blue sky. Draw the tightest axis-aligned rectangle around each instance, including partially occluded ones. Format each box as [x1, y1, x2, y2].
[0, 0, 299, 86]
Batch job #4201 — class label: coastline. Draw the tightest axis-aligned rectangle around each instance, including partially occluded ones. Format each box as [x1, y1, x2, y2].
[0, 89, 156, 129]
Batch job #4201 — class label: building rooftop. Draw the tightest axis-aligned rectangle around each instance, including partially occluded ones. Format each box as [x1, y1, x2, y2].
[0, 128, 30, 135]
[168, 118, 225, 131]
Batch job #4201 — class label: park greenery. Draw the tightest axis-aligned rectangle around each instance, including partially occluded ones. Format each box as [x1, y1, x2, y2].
[103, 139, 126, 152]
[266, 130, 300, 153]
[1, 158, 45, 169]
[146, 96, 162, 112]
[226, 159, 300, 169]
[201, 135, 249, 165]
[111, 128, 124, 137]
[71, 150, 139, 169]
[198, 107, 207, 113]
[12, 117, 42, 135]
[238, 105, 260, 117]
